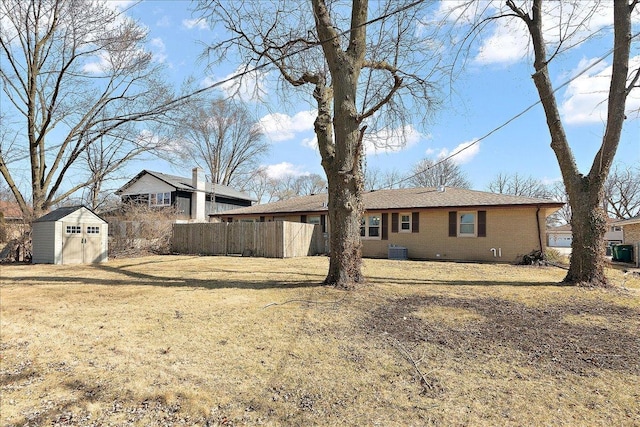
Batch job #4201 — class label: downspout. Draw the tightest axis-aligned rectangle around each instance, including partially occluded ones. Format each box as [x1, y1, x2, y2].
[536, 205, 544, 258]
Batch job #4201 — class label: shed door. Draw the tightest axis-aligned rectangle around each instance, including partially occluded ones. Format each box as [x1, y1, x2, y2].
[84, 224, 104, 263]
[62, 223, 103, 264]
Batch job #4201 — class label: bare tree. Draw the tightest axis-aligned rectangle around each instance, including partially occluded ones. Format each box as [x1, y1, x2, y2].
[548, 181, 572, 225]
[363, 166, 407, 191]
[81, 122, 171, 211]
[196, 0, 442, 288]
[273, 173, 327, 200]
[245, 171, 327, 203]
[244, 168, 278, 204]
[492, 0, 640, 286]
[294, 174, 328, 196]
[408, 158, 471, 189]
[0, 0, 185, 219]
[175, 97, 269, 188]
[486, 172, 550, 198]
[604, 164, 640, 219]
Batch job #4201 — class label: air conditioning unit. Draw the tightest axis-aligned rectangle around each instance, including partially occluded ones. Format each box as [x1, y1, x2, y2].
[388, 245, 408, 260]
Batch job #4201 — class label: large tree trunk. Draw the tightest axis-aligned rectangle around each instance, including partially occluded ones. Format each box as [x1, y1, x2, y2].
[322, 112, 365, 289]
[313, 72, 365, 289]
[31, 187, 48, 221]
[313, 0, 368, 289]
[565, 179, 609, 286]
[323, 165, 364, 288]
[511, 0, 633, 287]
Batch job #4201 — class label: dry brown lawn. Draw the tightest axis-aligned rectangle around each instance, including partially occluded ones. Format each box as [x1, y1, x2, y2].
[1, 255, 639, 426]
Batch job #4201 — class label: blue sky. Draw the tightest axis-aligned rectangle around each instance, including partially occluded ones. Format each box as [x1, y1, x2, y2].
[112, 1, 639, 192]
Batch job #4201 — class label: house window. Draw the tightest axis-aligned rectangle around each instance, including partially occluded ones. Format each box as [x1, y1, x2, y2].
[66, 225, 81, 234]
[400, 214, 411, 232]
[459, 212, 476, 236]
[361, 215, 381, 239]
[150, 192, 171, 206]
[127, 194, 149, 205]
[86, 226, 100, 234]
[308, 215, 321, 225]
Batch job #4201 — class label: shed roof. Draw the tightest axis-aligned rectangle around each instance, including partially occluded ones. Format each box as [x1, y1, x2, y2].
[34, 205, 106, 223]
[214, 186, 565, 217]
[116, 170, 256, 202]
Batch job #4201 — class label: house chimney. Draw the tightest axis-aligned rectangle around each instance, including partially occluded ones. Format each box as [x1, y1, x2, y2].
[191, 167, 206, 222]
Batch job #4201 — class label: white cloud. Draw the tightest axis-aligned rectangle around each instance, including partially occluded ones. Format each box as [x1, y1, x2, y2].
[83, 44, 152, 74]
[262, 162, 309, 180]
[436, 0, 501, 26]
[150, 37, 167, 63]
[433, 139, 481, 165]
[258, 110, 316, 142]
[561, 55, 640, 124]
[301, 136, 318, 150]
[464, 2, 622, 66]
[474, 18, 530, 65]
[363, 125, 422, 155]
[101, 0, 135, 12]
[298, 123, 424, 155]
[156, 16, 171, 28]
[182, 18, 209, 30]
[82, 51, 112, 74]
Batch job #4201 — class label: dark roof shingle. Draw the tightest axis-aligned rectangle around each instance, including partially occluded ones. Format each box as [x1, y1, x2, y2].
[117, 170, 256, 202]
[215, 187, 564, 217]
[34, 205, 105, 223]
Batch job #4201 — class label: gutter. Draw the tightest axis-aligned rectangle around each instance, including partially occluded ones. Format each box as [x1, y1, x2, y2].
[536, 205, 544, 255]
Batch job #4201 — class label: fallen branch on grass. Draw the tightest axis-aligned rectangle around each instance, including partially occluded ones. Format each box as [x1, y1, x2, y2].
[263, 297, 345, 309]
[386, 335, 435, 393]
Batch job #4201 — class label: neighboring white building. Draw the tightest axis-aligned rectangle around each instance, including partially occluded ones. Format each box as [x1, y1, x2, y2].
[32, 206, 108, 264]
[547, 224, 572, 247]
[547, 218, 624, 251]
[115, 168, 255, 222]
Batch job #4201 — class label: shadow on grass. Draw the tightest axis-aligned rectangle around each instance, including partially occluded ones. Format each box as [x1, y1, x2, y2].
[8, 272, 566, 290]
[8, 261, 326, 290]
[4, 257, 573, 289]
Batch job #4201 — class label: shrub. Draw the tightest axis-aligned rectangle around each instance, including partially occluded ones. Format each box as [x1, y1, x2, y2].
[106, 202, 177, 257]
[519, 250, 545, 265]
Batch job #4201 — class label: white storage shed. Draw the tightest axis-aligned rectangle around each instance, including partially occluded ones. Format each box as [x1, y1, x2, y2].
[32, 206, 108, 264]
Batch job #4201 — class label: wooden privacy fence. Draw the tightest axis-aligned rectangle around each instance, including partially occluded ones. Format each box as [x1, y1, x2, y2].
[171, 221, 326, 258]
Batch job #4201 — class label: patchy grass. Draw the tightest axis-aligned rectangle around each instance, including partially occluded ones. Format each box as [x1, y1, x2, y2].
[1, 256, 639, 426]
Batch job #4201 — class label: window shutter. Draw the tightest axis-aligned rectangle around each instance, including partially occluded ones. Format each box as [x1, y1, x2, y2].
[320, 215, 326, 233]
[448, 211, 457, 237]
[391, 213, 399, 233]
[382, 213, 389, 240]
[412, 212, 419, 233]
[478, 210, 487, 237]
[301, 215, 307, 223]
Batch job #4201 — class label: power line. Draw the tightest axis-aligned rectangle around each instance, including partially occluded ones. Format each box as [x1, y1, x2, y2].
[383, 29, 640, 190]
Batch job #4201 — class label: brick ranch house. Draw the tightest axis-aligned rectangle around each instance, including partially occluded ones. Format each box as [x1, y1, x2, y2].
[614, 215, 640, 266]
[213, 186, 564, 263]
